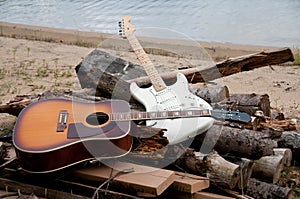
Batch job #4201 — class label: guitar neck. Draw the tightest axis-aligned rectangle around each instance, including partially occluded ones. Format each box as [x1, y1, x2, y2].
[126, 33, 166, 91]
[110, 109, 212, 121]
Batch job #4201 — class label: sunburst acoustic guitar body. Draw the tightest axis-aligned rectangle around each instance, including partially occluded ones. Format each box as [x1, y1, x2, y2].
[13, 99, 132, 173]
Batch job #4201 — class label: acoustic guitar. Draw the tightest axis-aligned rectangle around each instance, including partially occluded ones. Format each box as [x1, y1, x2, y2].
[13, 98, 250, 173]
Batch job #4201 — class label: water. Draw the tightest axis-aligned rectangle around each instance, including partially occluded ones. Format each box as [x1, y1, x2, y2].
[0, 0, 299, 47]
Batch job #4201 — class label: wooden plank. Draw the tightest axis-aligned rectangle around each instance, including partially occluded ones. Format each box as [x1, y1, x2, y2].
[72, 162, 176, 196]
[169, 172, 209, 193]
[195, 192, 235, 199]
[0, 178, 89, 199]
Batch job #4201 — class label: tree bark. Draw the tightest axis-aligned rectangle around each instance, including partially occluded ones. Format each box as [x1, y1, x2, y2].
[193, 124, 277, 160]
[278, 131, 300, 163]
[222, 155, 254, 190]
[246, 178, 294, 199]
[75, 49, 146, 101]
[229, 93, 271, 116]
[176, 148, 241, 189]
[0, 95, 40, 116]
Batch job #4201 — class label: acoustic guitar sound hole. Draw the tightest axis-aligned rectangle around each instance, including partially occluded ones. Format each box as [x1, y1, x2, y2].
[86, 112, 109, 126]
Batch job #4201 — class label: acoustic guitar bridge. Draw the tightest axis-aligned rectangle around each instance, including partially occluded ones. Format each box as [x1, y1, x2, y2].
[57, 110, 68, 132]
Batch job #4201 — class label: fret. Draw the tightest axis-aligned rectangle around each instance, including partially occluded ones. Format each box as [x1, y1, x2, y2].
[125, 27, 167, 92]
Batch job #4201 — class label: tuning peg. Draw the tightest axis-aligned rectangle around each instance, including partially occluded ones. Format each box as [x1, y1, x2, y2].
[118, 22, 123, 28]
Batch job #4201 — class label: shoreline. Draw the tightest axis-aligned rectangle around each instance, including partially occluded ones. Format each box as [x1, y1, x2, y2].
[0, 21, 283, 60]
[0, 21, 299, 122]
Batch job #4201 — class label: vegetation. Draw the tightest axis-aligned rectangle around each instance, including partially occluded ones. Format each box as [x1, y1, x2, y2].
[294, 53, 300, 65]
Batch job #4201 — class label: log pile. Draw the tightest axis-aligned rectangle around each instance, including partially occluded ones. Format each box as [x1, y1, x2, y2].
[0, 47, 298, 199]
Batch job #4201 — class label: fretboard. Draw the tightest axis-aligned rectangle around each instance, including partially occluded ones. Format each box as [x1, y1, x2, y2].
[126, 33, 166, 92]
[109, 109, 211, 121]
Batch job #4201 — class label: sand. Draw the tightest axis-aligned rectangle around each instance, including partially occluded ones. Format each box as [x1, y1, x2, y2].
[0, 22, 299, 127]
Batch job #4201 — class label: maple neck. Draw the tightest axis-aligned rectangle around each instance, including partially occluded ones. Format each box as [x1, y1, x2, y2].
[109, 109, 211, 121]
[126, 33, 167, 91]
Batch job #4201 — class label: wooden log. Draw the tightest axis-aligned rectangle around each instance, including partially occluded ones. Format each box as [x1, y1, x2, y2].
[176, 148, 240, 189]
[75, 48, 146, 101]
[229, 93, 271, 116]
[251, 153, 285, 184]
[0, 95, 40, 116]
[273, 148, 292, 167]
[222, 155, 254, 189]
[278, 131, 300, 163]
[192, 85, 230, 103]
[72, 162, 176, 196]
[246, 178, 294, 199]
[128, 48, 294, 86]
[0, 114, 16, 136]
[0, 142, 5, 163]
[193, 124, 277, 160]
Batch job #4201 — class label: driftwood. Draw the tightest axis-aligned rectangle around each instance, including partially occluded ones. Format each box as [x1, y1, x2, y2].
[76, 48, 294, 99]
[0, 95, 40, 116]
[278, 131, 300, 163]
[176, 148, 240, 189]
[128, 48, 294, 86]
[246, 178, 294, 199]
[193, 124, 277, 160]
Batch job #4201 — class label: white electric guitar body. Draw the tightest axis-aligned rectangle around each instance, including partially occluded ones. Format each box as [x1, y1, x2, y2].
[119, 16, 214, 144]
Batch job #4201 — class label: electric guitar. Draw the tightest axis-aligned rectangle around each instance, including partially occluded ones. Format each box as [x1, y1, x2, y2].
[13, 98, 250, 173]
[119, 16, 214, 144]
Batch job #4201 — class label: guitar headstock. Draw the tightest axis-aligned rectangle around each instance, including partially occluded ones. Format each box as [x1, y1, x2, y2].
[211, 110, 252, 124]
[119, 16, 136, 38]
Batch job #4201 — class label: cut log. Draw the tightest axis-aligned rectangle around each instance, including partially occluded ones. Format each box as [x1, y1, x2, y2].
[192, 85, 230, 103]
[246, 178, 294, 199]
[176, 148, 240, 189]
[72, 162, 176, 196]
[75, 49, 146, 101]
[128, 48, 294, 86]
[193, 124, 277, 160]
[0, 114, 16, 137]
[222, 155, 254, 189]
[251, 153, 285, 184]
[229, 93, 271, 116]
[273, 148, 292, 167]
[278, 131, 300, 163]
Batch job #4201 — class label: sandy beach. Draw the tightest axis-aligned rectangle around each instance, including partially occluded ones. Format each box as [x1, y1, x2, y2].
[0, 22, 299, 125]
